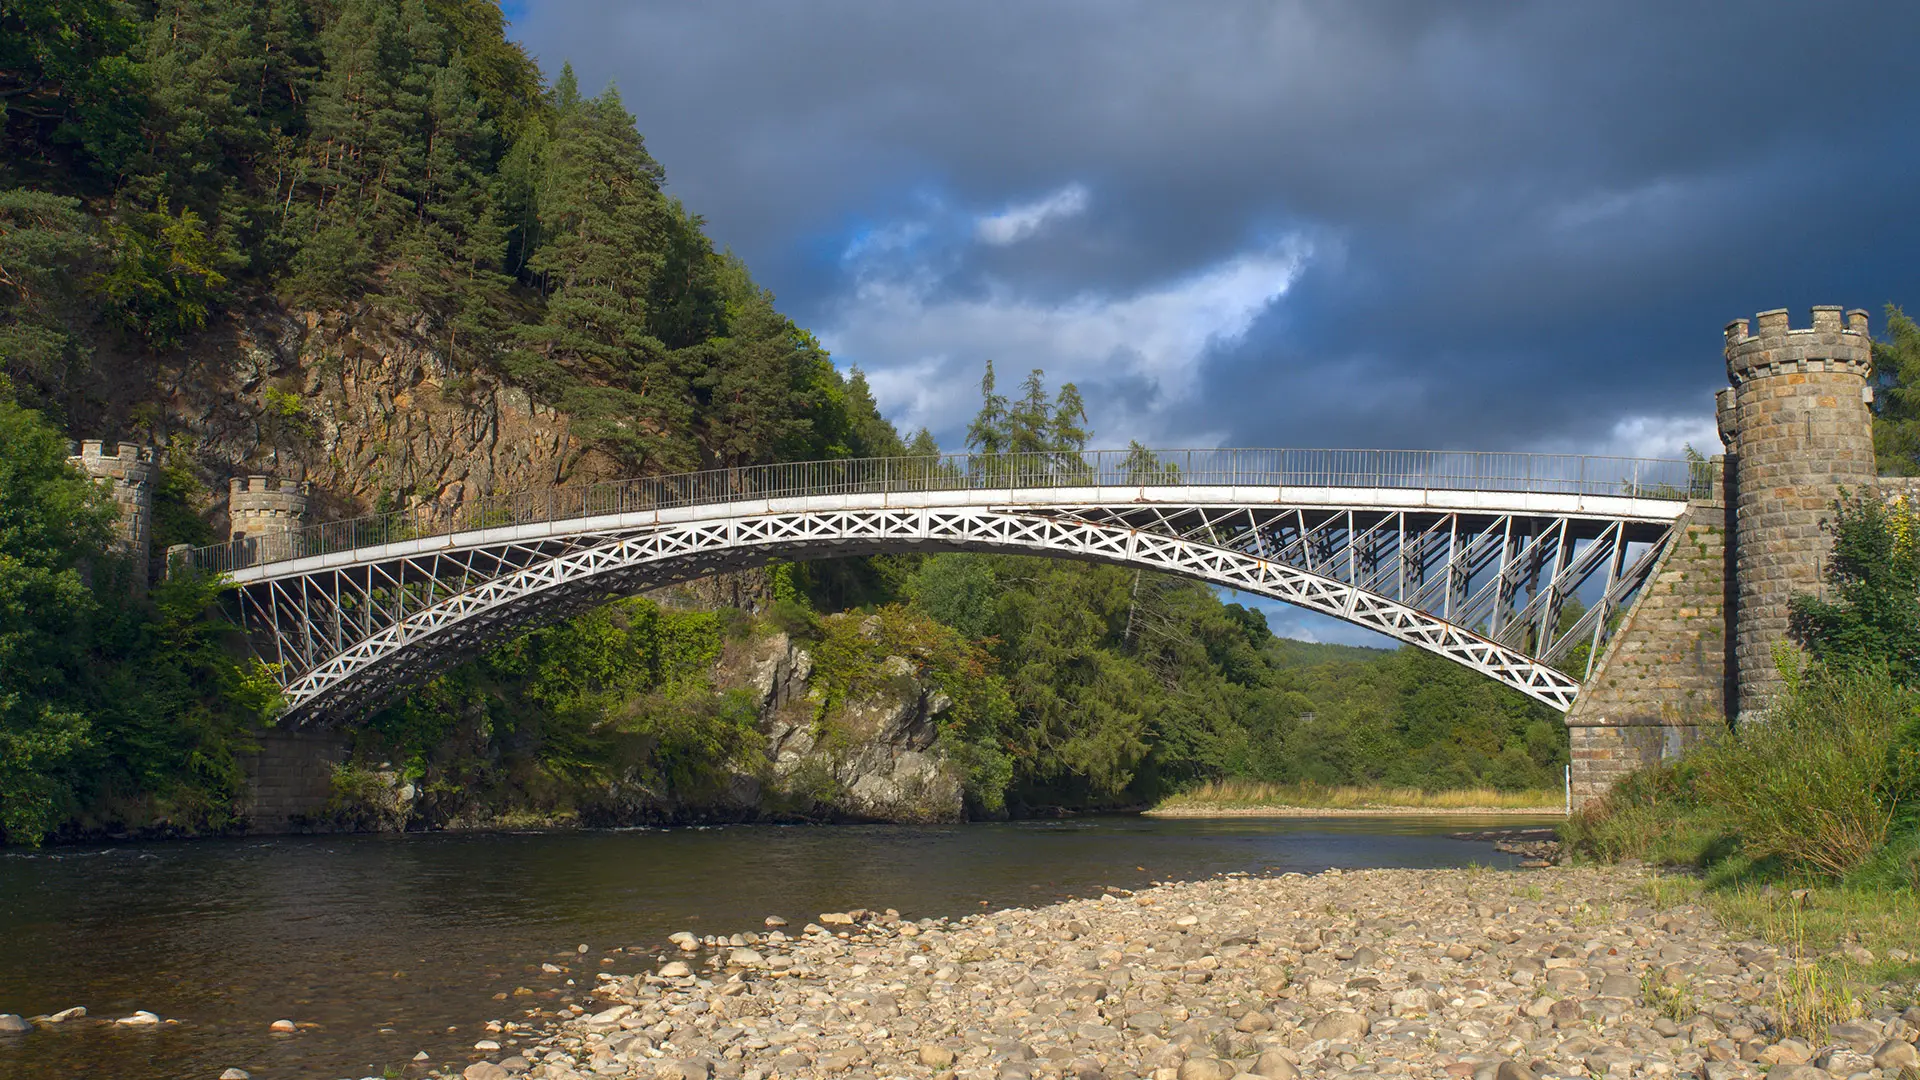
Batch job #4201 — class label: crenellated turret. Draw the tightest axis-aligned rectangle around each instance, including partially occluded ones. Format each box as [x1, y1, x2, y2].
[1719, 306, 1877, 720]
[69, 440, 155, 594]
[228, 475, 311, 564]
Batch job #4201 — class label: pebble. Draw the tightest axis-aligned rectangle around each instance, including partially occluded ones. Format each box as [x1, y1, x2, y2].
[218, 1069, 251, 1080]
[482, 865, 1917, 1080]
[1872, 1039, 1918, 1070]
[462, 1063, 509, 1080]
[0, 1014, 29, 1033]
[114, 1011, 160, 1026]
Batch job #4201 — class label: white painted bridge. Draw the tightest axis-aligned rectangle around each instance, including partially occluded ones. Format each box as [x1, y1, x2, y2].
[174, 449, 1706, 723]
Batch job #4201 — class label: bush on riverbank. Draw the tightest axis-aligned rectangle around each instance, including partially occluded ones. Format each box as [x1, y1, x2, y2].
[1564, 663, 1920, 883]
[1565, 664, 1920, 997]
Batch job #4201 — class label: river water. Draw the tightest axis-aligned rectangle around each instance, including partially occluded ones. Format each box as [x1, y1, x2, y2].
[0, 814, 1555, 1080]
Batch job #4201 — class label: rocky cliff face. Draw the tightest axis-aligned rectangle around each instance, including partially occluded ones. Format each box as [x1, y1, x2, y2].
[134, 305, 964, 831]
[149, 303, 619, 529]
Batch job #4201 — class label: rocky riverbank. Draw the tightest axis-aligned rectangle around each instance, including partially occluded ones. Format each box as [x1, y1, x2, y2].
[439, 865, 1920, 1080]
[1144, 808, 1562, 819]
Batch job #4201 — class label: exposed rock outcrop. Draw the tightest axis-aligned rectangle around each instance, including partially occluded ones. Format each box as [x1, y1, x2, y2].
[295, 625, 968, 833]
[734, 631, 966, 824]
[149, 303, 619, 528]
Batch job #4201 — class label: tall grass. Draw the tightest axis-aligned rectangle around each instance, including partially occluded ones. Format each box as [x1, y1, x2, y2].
[1567, 665, 1920, 880]
[1695, 666, 1920, 877]
[1158, 778, 1562, 810]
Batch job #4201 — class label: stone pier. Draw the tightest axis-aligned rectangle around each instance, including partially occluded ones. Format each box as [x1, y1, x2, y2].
[1564, 474, 1730, 804]
[239, 728, 348, 832]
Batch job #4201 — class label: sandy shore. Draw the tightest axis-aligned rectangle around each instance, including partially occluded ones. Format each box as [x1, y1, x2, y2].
[1143, 805, 1565, 818]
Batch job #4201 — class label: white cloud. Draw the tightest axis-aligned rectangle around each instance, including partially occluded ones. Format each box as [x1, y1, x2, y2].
[1589, 413, 1719, 460]
[840, 219, 930, 264]
[974, 183, 1090, 245]
[825, 235, 1311, 442]
[1549, 178, 1692, 234]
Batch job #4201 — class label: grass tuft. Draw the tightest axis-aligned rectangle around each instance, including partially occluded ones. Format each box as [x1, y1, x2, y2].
[1639, 968, 1697, 1022]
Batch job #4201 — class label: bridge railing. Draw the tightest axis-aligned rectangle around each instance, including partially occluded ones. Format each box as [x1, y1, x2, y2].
[175, 448, 1710, 574]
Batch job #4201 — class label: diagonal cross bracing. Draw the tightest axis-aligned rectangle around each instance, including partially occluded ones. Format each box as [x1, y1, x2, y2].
[212, 491, 1685, 724]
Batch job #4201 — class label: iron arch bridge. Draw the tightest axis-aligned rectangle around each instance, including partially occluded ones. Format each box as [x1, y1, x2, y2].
[174, 449, 1708, 724]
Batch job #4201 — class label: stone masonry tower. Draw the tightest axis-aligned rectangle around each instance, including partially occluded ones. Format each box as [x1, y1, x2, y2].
[69, 440, 155, 594]
[1720, 306, 1876, 720]
[228, 476, 311, 563]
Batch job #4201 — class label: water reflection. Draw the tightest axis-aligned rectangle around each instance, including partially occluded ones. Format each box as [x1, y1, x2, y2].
[0, 815, 1554, 1079]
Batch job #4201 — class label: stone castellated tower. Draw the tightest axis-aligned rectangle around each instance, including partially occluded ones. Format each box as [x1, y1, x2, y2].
[228, 476, 311, 564]
[69, 440, 155, 594]
[1720, 306, 1876, 720]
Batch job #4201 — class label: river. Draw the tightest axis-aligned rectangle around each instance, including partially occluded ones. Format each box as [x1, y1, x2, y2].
[0, 814, 1556, 1080]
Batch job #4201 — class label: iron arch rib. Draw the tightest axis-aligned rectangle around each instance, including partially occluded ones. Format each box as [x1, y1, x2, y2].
[238, 503, 1680, 724]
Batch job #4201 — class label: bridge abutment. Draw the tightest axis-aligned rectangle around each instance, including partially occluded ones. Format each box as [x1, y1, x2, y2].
[1564, 467, 1730, 805]
[240, 728, 348, 831]
[1567, 305, 1881, 805]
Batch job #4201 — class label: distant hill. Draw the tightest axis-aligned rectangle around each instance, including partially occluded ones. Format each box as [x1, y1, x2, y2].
[1264, 636, 1393, 669]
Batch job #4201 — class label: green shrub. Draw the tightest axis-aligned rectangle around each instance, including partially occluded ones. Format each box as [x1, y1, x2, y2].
[1697, 665, 1920, 879]
[1562, 750, 1729, 866]
[1570, 665, 1920, 881]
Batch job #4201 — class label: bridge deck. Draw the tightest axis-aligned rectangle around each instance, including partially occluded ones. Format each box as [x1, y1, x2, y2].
[220, 483, 1688, 585]
[181, 447, 1707, 580]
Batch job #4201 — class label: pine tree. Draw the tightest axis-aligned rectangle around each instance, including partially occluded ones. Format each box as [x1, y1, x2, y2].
[0, 0, 143, 187]
[1007, 368, 1052, 456]
[649, 200, 724, 351]
[285, 0, 431, 301]
[496, 111, 548, 277]
[965, 359, 1009, 455]
[1050, 382, 1088, 453]
[1873, 305, 1920, 476]
[843, 366, 905, 458]
[701, 254, 813, 467]
[129, 0, 290, 273]
[1049, 381, 1090, 475]
[510, 79, 691, 471]
[0, 188, 100, 402]
[418, 0, 540, 138]
[387, 50, 509, 361]
[906, 427, 940, 457]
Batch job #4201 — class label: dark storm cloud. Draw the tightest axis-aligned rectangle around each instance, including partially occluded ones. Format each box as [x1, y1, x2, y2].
[506, 0, 1920, 456]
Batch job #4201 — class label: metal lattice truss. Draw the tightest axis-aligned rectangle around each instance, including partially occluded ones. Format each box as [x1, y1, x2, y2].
[228, 499, 1680, 723]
